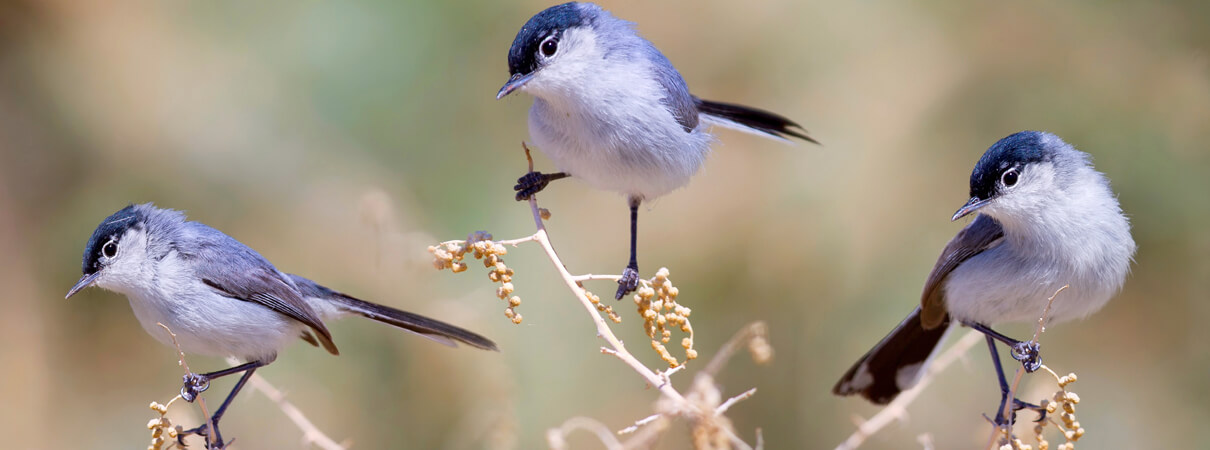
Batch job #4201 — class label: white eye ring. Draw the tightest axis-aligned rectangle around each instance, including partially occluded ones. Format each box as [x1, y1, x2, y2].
[539, 35, 559, 59]
[1001, 168, 1020, 187]
[102, 240, 118, 258]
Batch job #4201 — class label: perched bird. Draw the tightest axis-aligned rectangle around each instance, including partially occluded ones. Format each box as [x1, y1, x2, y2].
[496, 2, 817, 299]
[833, 131, 1135, 422]
[67, 203, 497, 448]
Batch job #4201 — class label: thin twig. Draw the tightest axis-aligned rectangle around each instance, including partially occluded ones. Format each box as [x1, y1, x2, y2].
[157, 323, 214, 448]
[571, 274, 622, 282]
[703, 321, 768, 377]
[522, 143, 546, 231]
[836, 330, 983, 450]
[519, 184, 690, 404]
[716, 388, 757, 416]
[547, 416, 625, 450]
[617, 413, 663, 435]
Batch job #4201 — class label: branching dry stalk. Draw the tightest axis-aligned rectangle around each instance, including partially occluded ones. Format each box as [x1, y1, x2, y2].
[148, 323, 345, 450]
[431, 143, 771, 449]
[989, 285, 1086, 450]
[155, 322, 213, 450]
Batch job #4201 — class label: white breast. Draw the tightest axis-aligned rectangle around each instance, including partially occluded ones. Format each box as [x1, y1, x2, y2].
[122, 254, 303, 363]
[523, 36, 714, 200]
[943, 185, 1134, 326]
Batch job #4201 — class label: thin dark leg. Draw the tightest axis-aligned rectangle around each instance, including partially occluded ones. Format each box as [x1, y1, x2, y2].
[964, 321, 1041, 372]
[179, 363, 262, 449]
[181, 361, 263, 402]
[615, 196, 641, 299]
[984, 331, 1048, 425]
[514, 171, 568, 201]
[985, 334, 1014, 425]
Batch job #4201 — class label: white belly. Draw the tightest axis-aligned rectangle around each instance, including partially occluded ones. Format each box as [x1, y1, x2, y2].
[942, 244, 1117, 326]
[125, 281, 302, 363]
[528, 98, 714, 200]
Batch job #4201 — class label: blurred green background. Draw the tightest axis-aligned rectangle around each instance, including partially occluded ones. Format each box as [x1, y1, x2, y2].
[1, 0, 1207, 448]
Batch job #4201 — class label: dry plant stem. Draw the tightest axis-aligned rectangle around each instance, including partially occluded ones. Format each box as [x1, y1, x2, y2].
[531, 220, 688, 403]
[703, 321, 767, 377]
[572, 274, 622, 282]
[225, 357, 347, 450]
[836, 330, 984, 450]
[716, 388, 757, 416]
[547, 416, 625, 450]
[516, 144, 757, 449]
[157, 323, 215, 448]
[518, 143, 690, 404]
[618, 413, 663, 435]
[985, 285, 1069, 450]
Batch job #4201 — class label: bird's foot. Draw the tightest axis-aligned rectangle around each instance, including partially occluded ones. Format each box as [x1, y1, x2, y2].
[991, 397, 1048, 426]
[615, 266, 639, 300]
[514, 171, 554, 201]
[1013, 398, 1049, 423]
[1010, 341, 1042, 372]
[177, 423, 227, 449]
[181, 372, 210, 402]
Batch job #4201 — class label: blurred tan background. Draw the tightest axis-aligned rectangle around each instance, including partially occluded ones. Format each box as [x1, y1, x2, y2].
[1, 0, 1207, 448]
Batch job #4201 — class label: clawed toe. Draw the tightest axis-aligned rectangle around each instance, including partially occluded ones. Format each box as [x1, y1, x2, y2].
[1013, 398, 1049, 422]
[514, 172, 547, 201]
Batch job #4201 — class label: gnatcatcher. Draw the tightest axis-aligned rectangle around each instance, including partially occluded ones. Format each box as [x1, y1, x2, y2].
[67, 203, 497, 448]
[496, 2, 817, 299]
[833, 131, 1135, 423]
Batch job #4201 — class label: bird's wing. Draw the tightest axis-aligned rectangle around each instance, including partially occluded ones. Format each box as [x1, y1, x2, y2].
[182, 227, 338, 355]
[919, 213, 1005, 329]
[647, 52, 699, 132]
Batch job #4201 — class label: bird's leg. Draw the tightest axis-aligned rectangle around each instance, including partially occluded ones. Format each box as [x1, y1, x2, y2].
[514, 171, 568, 201]
[615, 196, 641, 299]
[177, 362, 262, 449]
[982, 332, 1047, 426]
[965, 321, 1041, 372]
[180, 360, 262, 402]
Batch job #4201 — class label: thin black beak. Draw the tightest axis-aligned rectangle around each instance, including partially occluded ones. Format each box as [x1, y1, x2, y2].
[65, 272, 100, 299]
[952, 197, 992, 221]
[496, 72, 534, 100]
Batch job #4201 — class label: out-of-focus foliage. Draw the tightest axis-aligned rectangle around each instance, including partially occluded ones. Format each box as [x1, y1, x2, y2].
[0, 0, 1205, 448]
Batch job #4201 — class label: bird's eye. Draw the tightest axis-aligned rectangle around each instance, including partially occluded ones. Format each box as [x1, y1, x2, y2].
[1001, 168, 1019, 187]
[102, 240, 118, 258]
[540, 36, 558, 58]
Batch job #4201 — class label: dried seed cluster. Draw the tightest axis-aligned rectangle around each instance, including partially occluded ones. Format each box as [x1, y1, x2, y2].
[686, 375, 731, 450]
[429, 231, 524, 324]
[146, 398, 180, 450]
[1040, 370, 1084, 450]
[634, 268, 696, 367]
[747, 322, 774, 365]
[583, 288, 622, 323]
[1000, 368, 1084, 450]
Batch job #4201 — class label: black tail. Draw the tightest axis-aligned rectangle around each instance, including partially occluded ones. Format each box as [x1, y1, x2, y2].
[287, 274, 498, 352]
[833, 307, 949, 404]
[695, 98, 819, 144]
[332, 294, 499, 351]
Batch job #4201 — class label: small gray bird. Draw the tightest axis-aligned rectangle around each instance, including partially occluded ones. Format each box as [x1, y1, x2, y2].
[496, 2, 817, 299]
[67, 203, 497, 448]
[833, 131, 1135, 423]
